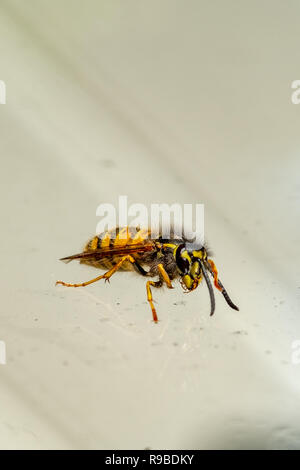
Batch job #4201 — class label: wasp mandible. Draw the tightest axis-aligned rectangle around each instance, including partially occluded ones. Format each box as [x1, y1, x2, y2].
[56, 227, 239, 322]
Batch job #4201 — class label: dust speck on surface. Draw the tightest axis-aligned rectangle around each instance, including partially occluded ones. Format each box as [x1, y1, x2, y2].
[99, 159, 116, 168]
[232, 330, 248, 336]
[173, 300, 187, 306]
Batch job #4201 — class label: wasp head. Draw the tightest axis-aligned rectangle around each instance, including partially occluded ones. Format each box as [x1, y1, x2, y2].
[175, 243, 207, 291]
[175, 242, 217, 315]
[174, 242, 238, 316]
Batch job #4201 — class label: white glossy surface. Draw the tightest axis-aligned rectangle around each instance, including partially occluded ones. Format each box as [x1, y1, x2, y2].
[0, 0, 299, 449]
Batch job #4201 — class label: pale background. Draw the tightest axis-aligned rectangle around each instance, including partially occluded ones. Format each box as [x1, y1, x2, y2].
[0, 0, 300, 449]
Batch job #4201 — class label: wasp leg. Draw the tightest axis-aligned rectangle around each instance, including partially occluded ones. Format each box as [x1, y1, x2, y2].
[157, 263, 174, 289]
[206, 259, 239, 311]
[146, 280, 162, 323]
[146, 266, 174, 323]
[56, 254, 137, 288]
[133, 261, 148, 276]
[206, 259, 222, 291]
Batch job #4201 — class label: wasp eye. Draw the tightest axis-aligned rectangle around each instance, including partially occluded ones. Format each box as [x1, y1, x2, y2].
[176, 244, 190, 274]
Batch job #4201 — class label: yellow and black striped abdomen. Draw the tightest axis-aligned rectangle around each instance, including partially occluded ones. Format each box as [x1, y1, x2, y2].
[81, 227, 153, 270]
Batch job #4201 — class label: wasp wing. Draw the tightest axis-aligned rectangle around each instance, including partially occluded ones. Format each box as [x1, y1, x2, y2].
[59, 242, 156, 263]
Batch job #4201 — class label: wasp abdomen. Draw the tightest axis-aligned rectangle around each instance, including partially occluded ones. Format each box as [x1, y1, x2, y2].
[81, 227, 153, 271]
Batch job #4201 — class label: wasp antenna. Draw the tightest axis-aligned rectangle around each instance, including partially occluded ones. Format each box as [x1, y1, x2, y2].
[200, 262, 215, 316]
[217, 279, 239, 311]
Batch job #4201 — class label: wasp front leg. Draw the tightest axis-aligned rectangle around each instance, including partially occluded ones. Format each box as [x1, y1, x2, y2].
[146, 263, 174, 323]
[206, 258, 239, 311]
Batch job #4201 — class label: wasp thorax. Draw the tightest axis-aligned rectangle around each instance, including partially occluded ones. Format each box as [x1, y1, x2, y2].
[175, 244, 191, 274]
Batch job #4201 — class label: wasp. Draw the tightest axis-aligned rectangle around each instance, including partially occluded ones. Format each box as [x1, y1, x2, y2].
[56, 227, 238, 322]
